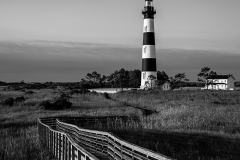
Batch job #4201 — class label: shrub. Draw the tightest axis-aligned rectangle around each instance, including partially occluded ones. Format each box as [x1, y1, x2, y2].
[103, 92, 110, 99]
[2, 98, 15, 106]
[40, 95, 72, 110]
[25, 90, 34, 94]
[39, 100, 53, 110]
[15, 96, 26, 103]
[53, 97, 72, 109]
[70, 89, 90, 95]
[60, 93, 71, 99]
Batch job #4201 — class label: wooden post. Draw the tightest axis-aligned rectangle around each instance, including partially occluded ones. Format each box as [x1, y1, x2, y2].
[68, 142, 71, 160]
[78, 150, 82, 160]
[58, 133, 61, 159]
[47, 129, 50, 149]
[52, 131, 54, 154]
[56, 133, 59, 158]
[53, 132, 56, 156]
[64, 136, 68, 160]
[72, 145, 75, 160]
[50, 131, 52, 152]
[62, 135, 65, 160]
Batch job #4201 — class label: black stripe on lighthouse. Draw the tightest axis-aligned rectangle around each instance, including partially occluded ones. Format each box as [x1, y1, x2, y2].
[143, 32, 155, 45]
[142, 58, 157, 71]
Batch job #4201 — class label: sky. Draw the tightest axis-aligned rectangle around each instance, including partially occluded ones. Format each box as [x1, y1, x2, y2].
[0, 0, 240, 82]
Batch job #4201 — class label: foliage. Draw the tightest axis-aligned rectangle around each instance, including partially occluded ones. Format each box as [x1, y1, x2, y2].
[173, 73, 189, 88]
[108, 68, 130, 90]
[80, 69, 171, 89]
[145, 75, 157, 89]
[197, 67, 217, 89]
[14, 96, 26, 103]
[25, 90, 34, 94]
[102, 92, 111, 99]
[128, 69, 141, 88]
[70, 89, 90, 95]
[2, 98, 15, 106]
[157, 71, 169, 82]
[40, 94, 72, 110]
[85, 71, 101, 86]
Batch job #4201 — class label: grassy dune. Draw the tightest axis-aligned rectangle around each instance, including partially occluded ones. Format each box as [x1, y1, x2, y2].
[1, 89, 240, 160]
[109, 90, 240, 159]
[0, 89, 139, 160]
[111, 90, 240, 133]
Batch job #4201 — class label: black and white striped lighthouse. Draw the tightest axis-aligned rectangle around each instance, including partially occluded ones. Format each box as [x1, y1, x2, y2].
[141, 0, 157, 89]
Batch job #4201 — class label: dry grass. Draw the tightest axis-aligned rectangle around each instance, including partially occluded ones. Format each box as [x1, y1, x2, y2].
[0, 89, 139, 160]
[105, 90, 240, 160]
[0, 126, 54, 160]
[111, 90, 240, 134]
[1, 89, 240, 160]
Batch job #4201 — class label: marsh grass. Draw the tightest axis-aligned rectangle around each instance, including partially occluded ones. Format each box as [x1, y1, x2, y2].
[111, 90, 240, 133]
[0, 89, 140, 160]
[1, 89, 240, 160]
[103, 90, 240, 159]
[0, 126, 54, 160]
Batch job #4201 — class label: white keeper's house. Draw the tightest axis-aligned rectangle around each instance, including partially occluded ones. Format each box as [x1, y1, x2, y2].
[204, 74, 236, 90]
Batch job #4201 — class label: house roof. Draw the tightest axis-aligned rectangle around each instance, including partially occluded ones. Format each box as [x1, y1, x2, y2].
[208, 74, 235, 80]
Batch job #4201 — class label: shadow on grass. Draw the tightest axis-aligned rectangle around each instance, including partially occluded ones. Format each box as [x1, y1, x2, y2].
[109, 130, 240, 160]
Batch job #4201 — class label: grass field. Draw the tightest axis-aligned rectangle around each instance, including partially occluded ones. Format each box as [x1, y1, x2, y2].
[109, 90, 240, 159]
[111, 90, 240, 133]
[0, 89, 139, 160]
[1, 89, 240, 160]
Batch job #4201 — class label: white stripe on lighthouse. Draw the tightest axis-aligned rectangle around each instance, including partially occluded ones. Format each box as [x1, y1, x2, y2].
[143, 19, 154, 33]
[142, 45, 156, 58]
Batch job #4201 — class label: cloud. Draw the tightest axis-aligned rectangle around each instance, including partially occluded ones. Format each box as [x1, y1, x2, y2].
[0, 41, 239, 82]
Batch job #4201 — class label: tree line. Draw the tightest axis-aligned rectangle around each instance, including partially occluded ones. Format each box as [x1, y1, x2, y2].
[2, 66, 234, 90]
[79, 67, 217, 89]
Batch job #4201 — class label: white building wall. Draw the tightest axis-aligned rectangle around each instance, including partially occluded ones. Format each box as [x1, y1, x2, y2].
[205, 78, 235, 90]
[227, 77, 235, 90]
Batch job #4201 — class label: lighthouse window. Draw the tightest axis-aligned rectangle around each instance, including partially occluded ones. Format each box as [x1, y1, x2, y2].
[144, 47, 146, 53]
[143, 73, 146, 79]
[145, 26, 147, 32]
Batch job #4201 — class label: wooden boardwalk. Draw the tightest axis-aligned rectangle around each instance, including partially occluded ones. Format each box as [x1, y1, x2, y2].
[38, 117, 174, 160]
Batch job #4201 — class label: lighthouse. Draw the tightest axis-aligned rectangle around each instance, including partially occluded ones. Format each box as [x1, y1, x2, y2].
[141, 0, 157, 89]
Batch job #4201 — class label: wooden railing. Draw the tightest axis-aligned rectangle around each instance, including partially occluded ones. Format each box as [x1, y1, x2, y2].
[38, 118, 99, 160]
[38, 117, 174, 160]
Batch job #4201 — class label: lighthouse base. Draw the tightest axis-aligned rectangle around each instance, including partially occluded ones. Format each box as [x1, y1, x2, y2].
[140, 71, 157, 89]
